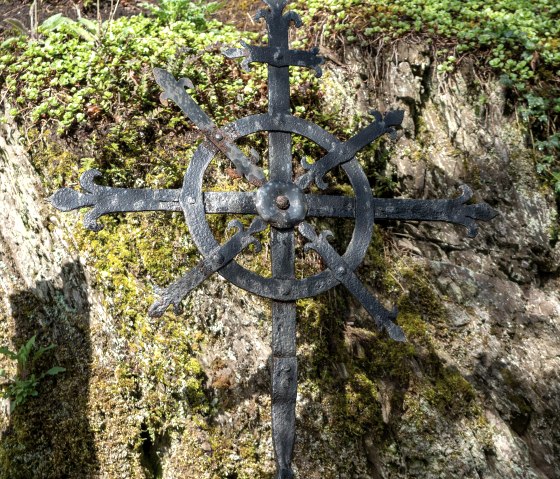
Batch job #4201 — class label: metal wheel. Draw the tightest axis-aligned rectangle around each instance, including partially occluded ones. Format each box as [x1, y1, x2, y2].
[181, 113, 375, 301]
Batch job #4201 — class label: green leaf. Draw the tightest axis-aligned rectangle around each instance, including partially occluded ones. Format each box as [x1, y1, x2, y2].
[45, 366, 66, 376]
[0, 37, 21, 49]
[18, 335, 36, 365]
[34, 344, 56, 360]
[3, 18, 29, 35]
[0, 347, 17, 360]
[40, 13, 68, 31]
[77, 17, 97, 33]
[66, 24, 96, 42]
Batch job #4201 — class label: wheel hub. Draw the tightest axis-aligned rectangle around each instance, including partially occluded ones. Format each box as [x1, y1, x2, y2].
[255, 181, 307, 229]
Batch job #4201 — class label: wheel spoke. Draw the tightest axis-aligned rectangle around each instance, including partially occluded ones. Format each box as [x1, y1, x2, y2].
[154, 68, 265, 186]
[148, 218, 266, 317]
[296, 110, 404, 190]
[298, 222, 405, 342]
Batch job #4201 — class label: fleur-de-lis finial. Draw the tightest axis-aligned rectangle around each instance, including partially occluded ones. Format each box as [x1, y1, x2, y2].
[256, 0, 302, 34]
[262, 0, 289, 13]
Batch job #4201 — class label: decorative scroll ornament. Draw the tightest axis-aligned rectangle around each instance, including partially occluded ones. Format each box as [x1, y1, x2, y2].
[49, 1, 498, 477]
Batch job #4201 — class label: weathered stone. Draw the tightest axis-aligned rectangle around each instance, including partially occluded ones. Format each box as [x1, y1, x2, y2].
[1, 33, 559, 479]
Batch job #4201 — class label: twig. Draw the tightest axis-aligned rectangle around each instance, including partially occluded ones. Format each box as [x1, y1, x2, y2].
[73, 1, 82, 20]
[96, 0, 101, 38]
[100, 0, 121, 42]
[388, 271, 405, 292]
[29, 0, 38, 39]
[108, 0, 121, 24]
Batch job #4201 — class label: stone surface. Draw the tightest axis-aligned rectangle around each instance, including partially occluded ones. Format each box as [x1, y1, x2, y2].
[0, 36, 559, 479]
[338, 40, 560, 479]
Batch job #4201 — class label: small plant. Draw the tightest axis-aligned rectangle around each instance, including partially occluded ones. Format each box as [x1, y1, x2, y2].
[141, 0, 221, 26]
[0, 335, 66, 413]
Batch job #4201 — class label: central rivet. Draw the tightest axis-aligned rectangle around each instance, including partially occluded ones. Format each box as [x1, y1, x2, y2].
[276, 195, 290, 210]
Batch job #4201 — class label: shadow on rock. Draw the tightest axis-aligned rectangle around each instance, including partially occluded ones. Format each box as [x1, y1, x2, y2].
[0, 261, 98, 479]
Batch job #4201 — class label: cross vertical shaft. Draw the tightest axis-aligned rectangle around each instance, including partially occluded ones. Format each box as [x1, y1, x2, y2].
[267, 6, 297, 478]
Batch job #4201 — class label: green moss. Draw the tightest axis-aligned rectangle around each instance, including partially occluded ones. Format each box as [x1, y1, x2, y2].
[295, 254, 483, 464]
[0, 270, 98, 478]
[397, 265, 448, 326]
[292, 0, 560, 200]
[424, 367, 477, 416]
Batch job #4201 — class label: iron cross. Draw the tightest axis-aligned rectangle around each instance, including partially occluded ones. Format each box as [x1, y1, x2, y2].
[50, 1, 497, 477]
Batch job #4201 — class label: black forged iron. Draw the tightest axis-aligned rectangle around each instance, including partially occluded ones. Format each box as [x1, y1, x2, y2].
[179, 114, 376, 302]
[50, 178, 496, 234]
[298, 222, 405, 342]
[223, 42, 324, 77]
[148, 217, 266, 317]
[153, 67, 266, 187]
[296, 109, 405, 190]
[48, 1, 498, 477]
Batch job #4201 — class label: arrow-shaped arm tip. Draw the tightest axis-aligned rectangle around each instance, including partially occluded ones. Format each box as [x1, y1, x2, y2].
[49, 169, 106, 230]
[261, 0, 289, 13]
[149, 217, 266, 317]
[153, 67, 172, 88]
[148, 297, 182, 318]
[49, 188, 87, 212]
[453, 185, 499, 238]
[296, 109, 405, 190]
[382, 308, 406, 342]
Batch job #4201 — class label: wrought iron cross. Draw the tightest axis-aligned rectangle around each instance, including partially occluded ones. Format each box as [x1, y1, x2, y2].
[50, 1, 497, 477]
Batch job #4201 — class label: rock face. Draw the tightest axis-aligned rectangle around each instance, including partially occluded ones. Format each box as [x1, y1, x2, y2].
[0, 107, 138, 477]
[0, 39, 559, 479]
[326, 41, 560, 478]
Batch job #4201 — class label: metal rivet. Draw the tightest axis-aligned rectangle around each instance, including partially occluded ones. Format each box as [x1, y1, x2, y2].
[215, 133, 223, 141]
[213, 253, 224, 265]
[186, 196, 195, 204]
[276, 195, 290, 210]
[336, 266, 346, 276]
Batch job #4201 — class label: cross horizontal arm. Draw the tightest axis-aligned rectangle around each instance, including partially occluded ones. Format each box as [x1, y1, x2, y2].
[204, 188, 496, 237]
[203, 192, 355, 218]
[49, 169, 181, 231]
[298, 222, 405, 342]
[148, 218, 266, 317]
[373, 185, 498, 237]
[223, 43, 324, 77]
[153, 68, 265, 186]
[296, 110, 404, 190]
